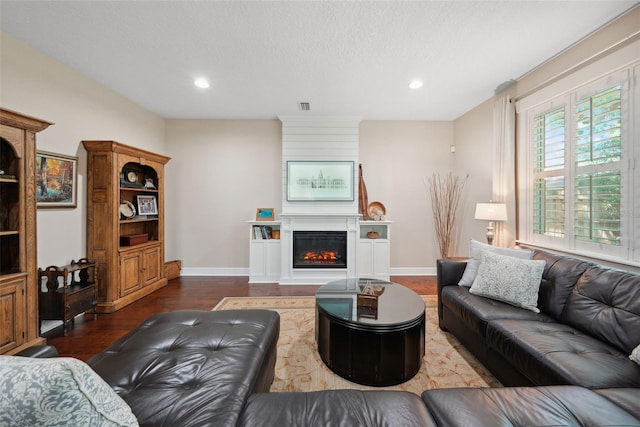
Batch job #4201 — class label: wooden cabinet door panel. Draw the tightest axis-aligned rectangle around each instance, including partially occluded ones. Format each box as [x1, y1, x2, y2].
[142, 245, 161, 286]
[119, 253, 141, 297]
[0, 279, 25, 353]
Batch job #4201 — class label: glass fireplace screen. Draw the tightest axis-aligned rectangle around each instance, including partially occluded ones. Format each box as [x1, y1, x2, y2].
[292, 230, 347, 269]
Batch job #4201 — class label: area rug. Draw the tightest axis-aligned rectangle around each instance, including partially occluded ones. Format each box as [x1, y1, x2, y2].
[213, 295, 501, 394]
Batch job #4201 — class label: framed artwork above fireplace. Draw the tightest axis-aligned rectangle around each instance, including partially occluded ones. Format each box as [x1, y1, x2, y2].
[287, 161, 354, 201]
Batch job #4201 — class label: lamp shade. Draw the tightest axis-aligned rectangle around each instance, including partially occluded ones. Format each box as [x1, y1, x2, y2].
[474, 203, 507, 222]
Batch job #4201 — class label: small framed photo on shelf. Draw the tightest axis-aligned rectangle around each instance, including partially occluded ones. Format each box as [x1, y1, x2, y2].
[137, 195, 158, 216]
[256, 208, 275, 221]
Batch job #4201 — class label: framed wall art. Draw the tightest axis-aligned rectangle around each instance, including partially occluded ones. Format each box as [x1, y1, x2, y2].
[36, 151, 78, 208]
[287, 161, 354, 201]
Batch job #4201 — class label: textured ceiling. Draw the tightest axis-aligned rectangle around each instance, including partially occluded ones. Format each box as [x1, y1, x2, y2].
[0, 1, 637, 120]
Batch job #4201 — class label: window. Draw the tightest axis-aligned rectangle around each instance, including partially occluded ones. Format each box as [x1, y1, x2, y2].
[533, 107, 566, 238]
[517, 60, 638, 266]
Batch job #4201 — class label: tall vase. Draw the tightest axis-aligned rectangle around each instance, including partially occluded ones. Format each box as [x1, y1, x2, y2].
[358, 164, 369, 220]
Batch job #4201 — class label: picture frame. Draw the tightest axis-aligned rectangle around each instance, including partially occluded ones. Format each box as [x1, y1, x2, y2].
[287, 161, 354, 201]
[256, 207, 275, 221]
[137, 195, 158, 216]
[36, 151, 78, 208]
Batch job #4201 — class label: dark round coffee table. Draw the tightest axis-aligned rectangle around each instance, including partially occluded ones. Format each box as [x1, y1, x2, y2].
[315, 278, 425, 386]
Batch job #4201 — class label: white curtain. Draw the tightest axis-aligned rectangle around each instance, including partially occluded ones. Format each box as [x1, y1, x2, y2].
[492, 95, 516, 247]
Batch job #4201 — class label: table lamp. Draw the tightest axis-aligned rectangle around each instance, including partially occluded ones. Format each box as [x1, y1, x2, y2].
[474, 202, 507, 245]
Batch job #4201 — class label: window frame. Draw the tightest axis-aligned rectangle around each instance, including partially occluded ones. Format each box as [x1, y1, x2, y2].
[516, 58, 639, 267]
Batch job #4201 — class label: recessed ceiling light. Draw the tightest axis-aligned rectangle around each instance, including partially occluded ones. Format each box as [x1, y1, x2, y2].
[409, 80, 423, 89]
[194, 78, 210, 89]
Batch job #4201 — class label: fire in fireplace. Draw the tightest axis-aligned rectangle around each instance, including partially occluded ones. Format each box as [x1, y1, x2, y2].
[293, 231, 347, 269]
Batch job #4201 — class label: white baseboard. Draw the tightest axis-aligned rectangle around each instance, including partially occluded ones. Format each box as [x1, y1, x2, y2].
[180, 267, 249, 276]
[389, 267, 436, 276]
[179, 267, 435, 277]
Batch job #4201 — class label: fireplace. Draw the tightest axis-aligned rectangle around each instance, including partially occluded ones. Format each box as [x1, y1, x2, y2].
[293, 231, 347, 269]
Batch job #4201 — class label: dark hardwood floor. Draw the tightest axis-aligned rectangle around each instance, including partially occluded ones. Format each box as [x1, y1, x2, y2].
[45, 275, 436, 361]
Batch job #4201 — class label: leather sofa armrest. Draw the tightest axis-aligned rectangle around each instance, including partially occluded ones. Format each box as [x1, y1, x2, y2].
[15, 345, 59, 358]
[436, 259, 467, 330]
[437, 259, 467, 289]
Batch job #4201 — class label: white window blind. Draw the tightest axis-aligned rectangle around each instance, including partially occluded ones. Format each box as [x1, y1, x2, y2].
[533, 107, 566, 238]
[574, 85, 622, 246]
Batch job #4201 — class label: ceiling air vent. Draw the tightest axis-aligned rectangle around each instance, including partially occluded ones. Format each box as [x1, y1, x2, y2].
[299, 102, 310, 111]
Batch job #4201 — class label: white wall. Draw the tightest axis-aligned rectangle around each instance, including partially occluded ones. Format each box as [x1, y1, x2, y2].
[0, 33, 166, 268]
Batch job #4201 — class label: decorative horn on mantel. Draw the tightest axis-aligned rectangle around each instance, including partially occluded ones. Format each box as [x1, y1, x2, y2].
[359, 164, 369, 220]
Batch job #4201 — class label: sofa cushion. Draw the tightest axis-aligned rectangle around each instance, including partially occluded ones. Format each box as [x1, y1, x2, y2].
[458, 239, 533, 287]
[0, 356, 138, 427]
[421, 386, 640, 427]
[87, 310, 280, 427]
[533, 249, 593, 320]
[441, 286, 551, 339]
[469, 250, 545, 312]
[595, 388, 640, 419]
[486, 319, 640, 388]
[561, 266, 640, 354]
[239, 390, 437, 427]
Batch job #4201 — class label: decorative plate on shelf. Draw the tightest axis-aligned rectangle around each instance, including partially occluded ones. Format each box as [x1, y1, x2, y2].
[367, 201, 386, 220]
[119, 201, 136, 219]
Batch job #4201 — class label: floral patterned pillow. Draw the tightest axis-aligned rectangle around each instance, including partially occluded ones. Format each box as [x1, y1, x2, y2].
[469, 250, 546, 313]
[0, 355, 138, 427]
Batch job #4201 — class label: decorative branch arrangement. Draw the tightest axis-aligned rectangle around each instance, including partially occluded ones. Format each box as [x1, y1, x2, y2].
[427, 173, 468, 259]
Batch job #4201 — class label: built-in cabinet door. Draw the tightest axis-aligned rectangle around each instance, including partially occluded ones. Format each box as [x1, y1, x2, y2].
[119, 252, 142, 297]
[372, 241, 390, 278]
[358, 240, 390, 280]
[0, 277, 25, 353]
[249, 240, 281, 282]
[358, 241, 375, 277]
[141, 245, 161, 287]
[249, 242, 266, 278]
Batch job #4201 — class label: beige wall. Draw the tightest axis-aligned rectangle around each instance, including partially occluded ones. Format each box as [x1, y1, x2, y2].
[164, 120, 282, 271]
[359, 121, 455, 270]
[452, 99, 495, 256]
[451, 5, 640, 256]
[165, 119, 456, 273]
[0, 33, 166, 269]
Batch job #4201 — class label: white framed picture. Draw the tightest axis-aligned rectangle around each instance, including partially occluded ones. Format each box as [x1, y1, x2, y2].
[287, 161, 354, 201]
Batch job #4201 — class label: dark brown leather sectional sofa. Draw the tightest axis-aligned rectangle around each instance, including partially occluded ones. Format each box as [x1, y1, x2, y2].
[429, 248, 640, 426]
[17, 248, 640, 426]
[437, 248, 640, 389]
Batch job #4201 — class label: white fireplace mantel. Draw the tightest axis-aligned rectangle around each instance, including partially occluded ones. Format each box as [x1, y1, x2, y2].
[279, 213, 361, 285]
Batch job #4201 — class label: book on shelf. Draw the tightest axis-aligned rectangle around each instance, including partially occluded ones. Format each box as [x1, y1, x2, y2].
[253, 225, 273, 240]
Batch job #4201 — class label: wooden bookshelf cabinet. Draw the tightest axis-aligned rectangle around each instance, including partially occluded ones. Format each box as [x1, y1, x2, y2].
[0, 108, 52, 354]
[83, 141, 170, 313]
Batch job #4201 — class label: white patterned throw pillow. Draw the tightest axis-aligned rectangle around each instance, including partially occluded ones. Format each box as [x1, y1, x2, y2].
[631, 344, 640, 366]
[0, 356, 138, 427]
[458, 239, 533, 287]
[469, 250, 546, 313]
